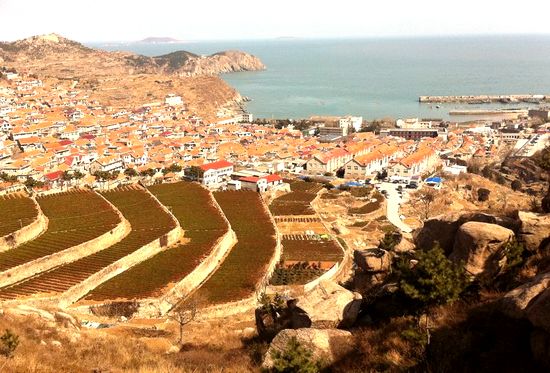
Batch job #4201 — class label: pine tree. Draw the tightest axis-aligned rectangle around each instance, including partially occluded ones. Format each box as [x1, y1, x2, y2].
[397, 244, 467, 308]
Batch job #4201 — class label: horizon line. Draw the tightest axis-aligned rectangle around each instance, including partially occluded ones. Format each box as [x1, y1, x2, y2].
[3, 31, 550, 44]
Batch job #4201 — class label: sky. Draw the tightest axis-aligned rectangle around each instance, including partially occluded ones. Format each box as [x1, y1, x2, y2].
[1, 0, 550, 42]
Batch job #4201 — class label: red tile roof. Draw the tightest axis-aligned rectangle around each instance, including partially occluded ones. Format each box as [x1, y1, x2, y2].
[199, 160, 233, 171]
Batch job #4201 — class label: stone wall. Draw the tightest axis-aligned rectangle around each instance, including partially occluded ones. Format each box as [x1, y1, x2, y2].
[0, 192, 131, 289]
[0, 197, 48, 252]
[58, 225, 183, 308]
[57, 187, 183, 307]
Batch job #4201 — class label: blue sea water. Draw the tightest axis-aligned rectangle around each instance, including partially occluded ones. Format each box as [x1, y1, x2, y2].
[89, 36, 550, 120]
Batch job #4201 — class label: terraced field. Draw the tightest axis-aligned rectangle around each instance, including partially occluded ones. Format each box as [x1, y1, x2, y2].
[0, 187, 176, 301]
[85, 182, 227, 301]
[0, 194, 39, 238]
[0, 190, 119, 272]
[194, 191, 277, 305]
[269, 180, 322, 216]
[280, 237, 343, 263]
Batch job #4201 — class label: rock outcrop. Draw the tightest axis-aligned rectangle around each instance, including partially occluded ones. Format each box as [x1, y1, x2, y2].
[516, 211, 550, 251]
[262, 328, 354, 370]
[354, 248, 392, 273]
[414, 212, 519, 254]
[296, 280, 362, 329]
[450, 222, 514, 278]
[158, 50, 265, 76]
[501, 271, 550, 319]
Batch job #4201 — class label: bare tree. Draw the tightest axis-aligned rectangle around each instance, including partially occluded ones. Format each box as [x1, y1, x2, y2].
[411, 188, 438, 221]
[169, 295, 205, 345]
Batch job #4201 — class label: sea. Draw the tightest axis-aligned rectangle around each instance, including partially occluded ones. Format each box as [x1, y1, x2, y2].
[89, 35, 550, 121]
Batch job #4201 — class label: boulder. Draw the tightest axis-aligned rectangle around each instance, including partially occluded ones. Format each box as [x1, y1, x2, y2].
[255, 299, 312, 341]
[5, 305, 55, 322]
[450, 221, 514, 279]
[394, 236, 416, 253]
[241, 327, 257, 341]
[526, 287, 550, 333]
[262, 328, 354, 370]
[414, 212, 519, 255]
[501, 272, 550, 318]
[297, 280, 361, 328]
[354, 248, 392, 273]
[516, 211, 550, 251]
[54, 311, 80, 330]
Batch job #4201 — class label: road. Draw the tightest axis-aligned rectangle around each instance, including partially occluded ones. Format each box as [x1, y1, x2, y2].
[376, 182, 413, 233]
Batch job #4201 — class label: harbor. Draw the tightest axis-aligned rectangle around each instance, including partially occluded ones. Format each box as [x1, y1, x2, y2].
[419, 94, 549, 104]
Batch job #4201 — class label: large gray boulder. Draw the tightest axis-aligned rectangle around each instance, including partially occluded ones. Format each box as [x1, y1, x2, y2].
[262, 328, 354, 370]
[501, 272, 550, 319]
[450, 221, 514, 279]
[297, 280, 362, 329]
[354, 248, 392, 273]
[516, 211, 550, 251]
[414, 212, 519, 255]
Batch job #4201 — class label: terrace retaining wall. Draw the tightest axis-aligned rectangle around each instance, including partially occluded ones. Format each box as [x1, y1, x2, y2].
[192, 194, 282, 320]
[0, 198, 48, 252]
[58, 225, 183, 308]
[57, 187, 183, 308]
[139, 229, 238, 317]
[0, 192, 131, 289]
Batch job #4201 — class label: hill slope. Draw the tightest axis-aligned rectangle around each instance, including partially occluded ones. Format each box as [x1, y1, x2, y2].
[0, 33, 265, 78]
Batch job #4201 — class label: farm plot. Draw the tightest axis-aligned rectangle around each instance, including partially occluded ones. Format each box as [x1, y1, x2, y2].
[270, 262, 326, 286]
[280, 237, 343, 263]
[0, 186, 176, 301]
[0, 190, 120, 272]
[85, 182, 228, 301]
[269, 180, 322, 216]
[0, 194, 38, 238]
[193, 191, 276, 305]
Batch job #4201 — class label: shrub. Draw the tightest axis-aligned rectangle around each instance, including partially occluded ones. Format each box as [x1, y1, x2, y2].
[510, 180, 522, 191]
[396, 244, 467, 309]
[0, 329, 19, 358]
[378, 231, 401, 251]
[90, 301, 140, 318]
[477, 188, 491, 202]
[269, 336, 322, 373]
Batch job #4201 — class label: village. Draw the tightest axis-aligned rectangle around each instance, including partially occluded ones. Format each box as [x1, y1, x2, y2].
[1, 70, 548, 196]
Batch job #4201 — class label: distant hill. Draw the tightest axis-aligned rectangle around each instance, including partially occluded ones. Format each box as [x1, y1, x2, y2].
[0, 33, 266, 78]
[138, 37, 183, 43]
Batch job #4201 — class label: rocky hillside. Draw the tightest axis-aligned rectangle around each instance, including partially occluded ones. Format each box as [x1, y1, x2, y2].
[0, 33, 265, 78]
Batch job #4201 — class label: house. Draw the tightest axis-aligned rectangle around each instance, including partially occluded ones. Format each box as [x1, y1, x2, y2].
[198, 160, 234, 187]
[238, 173, 283, 192]
[389, 148, 439, 180]
[343, 152, 388, 179]
[89, 156, 124, 174]
[305, 148, 350, 175]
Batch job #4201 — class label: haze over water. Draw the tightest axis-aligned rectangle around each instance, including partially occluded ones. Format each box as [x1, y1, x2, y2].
[92, 35, 550, 120]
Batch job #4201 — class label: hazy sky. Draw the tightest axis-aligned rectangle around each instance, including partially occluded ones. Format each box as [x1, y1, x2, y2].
[1, 0, 550, 42]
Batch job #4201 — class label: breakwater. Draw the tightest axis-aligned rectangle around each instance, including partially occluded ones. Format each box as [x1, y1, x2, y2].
[419, 95, 549, 104]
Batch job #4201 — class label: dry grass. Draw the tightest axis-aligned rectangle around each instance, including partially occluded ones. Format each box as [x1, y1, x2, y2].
[0, 313, 259, 373]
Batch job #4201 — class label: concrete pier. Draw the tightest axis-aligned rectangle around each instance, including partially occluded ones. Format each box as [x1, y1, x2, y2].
[419, 94, 549, 104]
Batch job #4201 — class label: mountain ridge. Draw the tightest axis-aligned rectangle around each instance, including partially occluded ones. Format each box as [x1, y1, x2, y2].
[0, 33, 265, 77]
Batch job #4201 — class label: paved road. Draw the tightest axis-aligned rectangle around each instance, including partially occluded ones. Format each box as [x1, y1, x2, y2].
[376, 182, 413, 233]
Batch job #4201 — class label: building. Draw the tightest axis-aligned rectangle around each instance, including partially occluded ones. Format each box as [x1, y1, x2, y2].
[165, 94, 184, 107]
[305, 148, 350, 175]
[339, 116, 363, 132]
[89, 156, 124, 174]
[389, 147, 440, 180]
[198, 160, 234, 187]
[343, 152, 388, 179]
[380, 128, 447, 141]
[528, 109, 550, 121]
